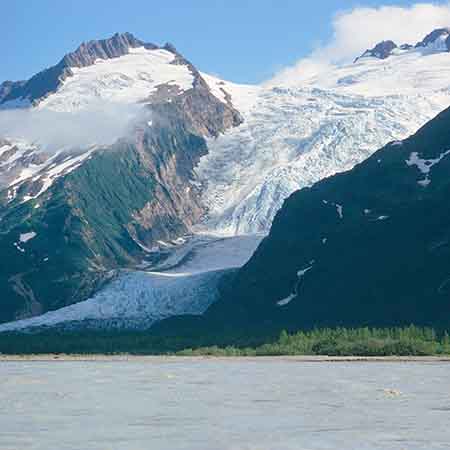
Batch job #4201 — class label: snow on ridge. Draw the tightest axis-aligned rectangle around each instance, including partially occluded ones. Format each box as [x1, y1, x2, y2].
[277, 262, 314, 307]
[40, 47, 195, 112]
[406, 149, 450, 187]
[18, 149, 95, 203]
[200, 72, 261, 117]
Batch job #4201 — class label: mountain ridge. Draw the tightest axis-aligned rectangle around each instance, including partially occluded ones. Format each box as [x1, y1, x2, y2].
[356, 27, 450, 62]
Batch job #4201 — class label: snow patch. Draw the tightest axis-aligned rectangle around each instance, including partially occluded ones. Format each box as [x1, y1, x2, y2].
[201, 72, 261, 117]
[13, 243, 25, 253]
[19, 149, 95, 203]
[406, 149, 450, 187]
[277, 262, 314, 307]
[277, 294, 296, 307]
[19, 232, 36, 243]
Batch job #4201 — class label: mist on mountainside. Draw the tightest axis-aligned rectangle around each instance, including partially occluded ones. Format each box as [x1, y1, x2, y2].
[0, 101, 145, 153]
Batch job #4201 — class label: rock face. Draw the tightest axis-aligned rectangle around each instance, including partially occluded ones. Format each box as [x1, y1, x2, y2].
[62, 32, 158, 68]
[0, 81, 26, 104]
[0, 34, 242, 324]
[0, 108, 205, 323]
[206, 106, 450, 331]
[356, 40, 397, 61]
[415, 28, 450, 50]
[356, 28, 450, 62]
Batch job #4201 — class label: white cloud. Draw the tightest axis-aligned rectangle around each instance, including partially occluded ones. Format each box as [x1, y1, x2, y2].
[0, 101, 144, 153]
[270, 2, 450, 85]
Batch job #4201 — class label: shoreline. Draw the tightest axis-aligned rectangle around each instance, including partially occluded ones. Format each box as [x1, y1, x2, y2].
[1, 355, 450, 363]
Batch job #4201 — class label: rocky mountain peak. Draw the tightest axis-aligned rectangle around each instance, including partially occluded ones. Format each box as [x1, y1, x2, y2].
[415, 28, 450, 50]
[355, 40, 397, 62]
[355, 27, 450, 63]
[61, 32, 158, 69]
[0, 80, 26, 104]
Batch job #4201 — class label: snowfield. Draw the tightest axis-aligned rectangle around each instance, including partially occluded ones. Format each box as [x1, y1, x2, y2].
[40, 48, 195, 112]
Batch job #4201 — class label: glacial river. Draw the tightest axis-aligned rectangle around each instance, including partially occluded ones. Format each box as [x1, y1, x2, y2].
[0, 359, 449, 450]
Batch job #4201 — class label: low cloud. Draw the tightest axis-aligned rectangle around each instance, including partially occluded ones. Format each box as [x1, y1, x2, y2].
[0, 101, 144, 153]
[270, 2, 450, 85]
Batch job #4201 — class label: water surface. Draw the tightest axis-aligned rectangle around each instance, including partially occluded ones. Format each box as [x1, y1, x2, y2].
[1, 359, 449, 450]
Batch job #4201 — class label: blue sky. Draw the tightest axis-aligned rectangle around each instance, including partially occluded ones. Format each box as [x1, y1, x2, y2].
[1, 1, 443, 84]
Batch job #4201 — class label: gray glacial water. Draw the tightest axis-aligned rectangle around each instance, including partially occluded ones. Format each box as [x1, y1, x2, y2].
[0, 359, 449, 450]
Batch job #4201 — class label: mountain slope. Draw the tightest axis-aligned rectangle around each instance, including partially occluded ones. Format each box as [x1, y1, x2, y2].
[0, 33, 241, 324]
[205, 105, 450, 331]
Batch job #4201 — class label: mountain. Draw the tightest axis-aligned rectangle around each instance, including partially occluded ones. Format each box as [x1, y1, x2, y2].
[355, 28, 450, 62]
[2, 28, 450, 332]
[203, 104, 450, 332]
[416, 28, 450, 51]
[0, 33, 241, 324]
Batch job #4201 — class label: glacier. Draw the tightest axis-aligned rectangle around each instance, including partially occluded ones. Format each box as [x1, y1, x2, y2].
[0, 234, 263, 332]
[198, 49, 450, 235]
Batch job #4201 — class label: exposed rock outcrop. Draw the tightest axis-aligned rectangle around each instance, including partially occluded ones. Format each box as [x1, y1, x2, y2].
[355, 28, 450, 63]
[415, 28, 450, 50]
[356, 40, 398, 62]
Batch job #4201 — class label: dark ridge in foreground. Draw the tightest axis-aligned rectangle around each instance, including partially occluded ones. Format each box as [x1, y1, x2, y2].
[202, 105, 450, 333]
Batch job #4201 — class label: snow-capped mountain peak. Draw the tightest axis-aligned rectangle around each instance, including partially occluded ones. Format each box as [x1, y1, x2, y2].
[356, 40, 398, 61]
[0, 32, 198, 111]
[0, 32, 242, 196]
[356, 27, 450, 63]
[415, 28, 450, 51]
